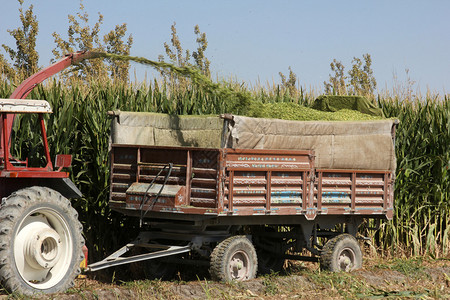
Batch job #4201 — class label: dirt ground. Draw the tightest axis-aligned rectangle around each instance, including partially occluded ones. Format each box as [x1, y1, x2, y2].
[2, 256, 448, 299]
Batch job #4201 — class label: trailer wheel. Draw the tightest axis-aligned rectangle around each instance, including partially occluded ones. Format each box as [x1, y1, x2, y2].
[0, 187, 84, 295]
[320, 234, 362, 272]
[209, 236, 257, 281]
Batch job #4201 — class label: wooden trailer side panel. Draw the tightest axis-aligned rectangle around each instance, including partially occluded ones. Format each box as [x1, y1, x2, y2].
[109, 145, 222, 215]
[109, 145, 393, 221]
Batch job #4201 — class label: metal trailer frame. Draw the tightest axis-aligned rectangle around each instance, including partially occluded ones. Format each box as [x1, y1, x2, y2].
[88, 70, 398, 279]
[87, 141, 395, 273]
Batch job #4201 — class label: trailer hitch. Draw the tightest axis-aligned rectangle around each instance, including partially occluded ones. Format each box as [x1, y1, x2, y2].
[87, 240, 191, 272]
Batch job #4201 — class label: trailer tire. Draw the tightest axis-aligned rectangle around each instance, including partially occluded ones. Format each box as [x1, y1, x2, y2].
[209, 236, 257, 281]
[320, 234, 362, 272]
[0, 187, 84, 295]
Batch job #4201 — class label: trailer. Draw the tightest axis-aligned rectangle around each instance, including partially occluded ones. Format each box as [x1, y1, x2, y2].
[88, 111, 398, 280]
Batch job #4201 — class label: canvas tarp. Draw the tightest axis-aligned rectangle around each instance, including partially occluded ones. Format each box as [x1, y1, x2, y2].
[312, 95, 385, 117]
[110, 111, 397, 171]
[226, 115, 396, 171]
[110, 111, 224, 148]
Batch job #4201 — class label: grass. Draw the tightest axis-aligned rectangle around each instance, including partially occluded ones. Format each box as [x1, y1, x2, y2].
[373, 257, 429, 282]
[249, 101, 384, 121]
[2, 256, 448, 299]
[308, 271, 373, 298]
[261, 272, 280, 295]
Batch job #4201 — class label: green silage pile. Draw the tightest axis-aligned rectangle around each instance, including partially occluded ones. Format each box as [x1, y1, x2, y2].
[247, 101, 383, 121]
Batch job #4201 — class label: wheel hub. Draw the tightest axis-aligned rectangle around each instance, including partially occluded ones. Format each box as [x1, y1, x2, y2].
[229, 251, 249, 280]
[24, 227, 62, 269]
[338, 248, 355, 272]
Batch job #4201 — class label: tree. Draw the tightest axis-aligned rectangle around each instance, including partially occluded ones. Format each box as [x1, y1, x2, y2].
[1, 0, 39, 79]
[0, 53, 15, 80]
[192, 25, 210, 77]
[52, 1, 133, 82]
[324, 59, 347, 95]
[348, 53, 377, 96]
[52, 1, 106, 81]
[103, 24, 133, 82]
[324, 54, 377, 96]
[158, 22, 211, 86]
[279, 66, 298, 96]
[158, 22, 190, 86]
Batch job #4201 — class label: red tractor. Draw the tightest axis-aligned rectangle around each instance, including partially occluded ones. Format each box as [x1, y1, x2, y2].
[0, 52, 94, 295]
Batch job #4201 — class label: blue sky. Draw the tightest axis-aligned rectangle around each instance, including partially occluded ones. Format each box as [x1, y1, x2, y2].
[1, 0, 449, 93]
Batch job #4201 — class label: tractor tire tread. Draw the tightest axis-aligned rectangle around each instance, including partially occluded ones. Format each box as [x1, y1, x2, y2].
[0, 186, 84, 295]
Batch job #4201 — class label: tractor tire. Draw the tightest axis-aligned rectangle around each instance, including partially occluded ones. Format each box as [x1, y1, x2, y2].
[320, 233, 362, 272]
[0, 187, 84, 295]
[209, 235, 257, 282]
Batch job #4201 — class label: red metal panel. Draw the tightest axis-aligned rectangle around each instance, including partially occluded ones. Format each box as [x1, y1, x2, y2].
[110, 147, 138, 202]
[0, 171, 68, 178]
[55, 154, 72, 170]
[383, 173, 388, 211]
[351, 172, 356, 212]
[317, 171, 323, 211]
[217, 150, 225, 213]
[228, 170, 234, 213]
[190, 150, 219, 208]
[315, 169, 393, 218]
[225, 149, 312, 172]
[110, 145, 222, 212]
[223, 149, 314, 216]
[266, 171, 271, 212]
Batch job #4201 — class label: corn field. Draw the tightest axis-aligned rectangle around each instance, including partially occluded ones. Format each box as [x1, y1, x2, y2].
[379, 95, 449, 257]
[0, 79, 448, 260]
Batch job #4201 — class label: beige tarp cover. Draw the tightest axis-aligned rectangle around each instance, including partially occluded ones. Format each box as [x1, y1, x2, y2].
[227, 116, 396, 171]
[110, 111, 396, 171]
[110, 111, 224, 148]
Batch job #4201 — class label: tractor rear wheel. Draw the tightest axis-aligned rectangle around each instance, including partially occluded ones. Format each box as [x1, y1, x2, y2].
[0, 187, 84, 295]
